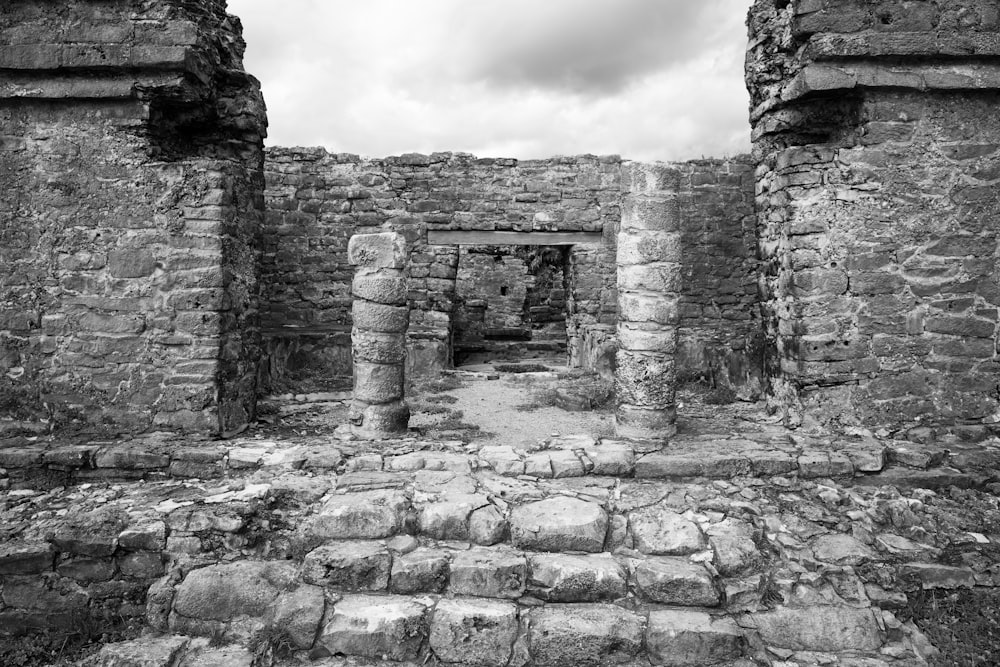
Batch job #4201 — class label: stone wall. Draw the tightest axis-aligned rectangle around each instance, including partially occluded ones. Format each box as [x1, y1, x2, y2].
[748, 0, 1000, 436]
[261, 150, 621, 381]
[672, 159, 762, 393]
[0, 0, 267, 436]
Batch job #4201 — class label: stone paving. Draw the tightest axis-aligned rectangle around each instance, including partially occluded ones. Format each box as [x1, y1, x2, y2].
[2, 392, 1000, 665]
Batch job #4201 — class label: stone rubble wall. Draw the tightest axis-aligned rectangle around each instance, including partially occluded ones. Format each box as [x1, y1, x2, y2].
[0, 0, 267, 436]
[748, 0, 1000, 436]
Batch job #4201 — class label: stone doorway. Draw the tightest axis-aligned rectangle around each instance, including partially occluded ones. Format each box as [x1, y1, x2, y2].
[425, 229, 606, 371]
[453, 244, 570, 366]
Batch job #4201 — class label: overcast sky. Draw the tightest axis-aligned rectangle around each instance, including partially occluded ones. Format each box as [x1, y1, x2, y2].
[227, 0, 754, 162]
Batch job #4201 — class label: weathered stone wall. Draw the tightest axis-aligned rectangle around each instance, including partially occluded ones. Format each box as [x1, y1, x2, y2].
[748, 0, 1000, 436]
[0, 0, 267, 436]
[672, 159, 762, 393]
[262, 150, 621, 380]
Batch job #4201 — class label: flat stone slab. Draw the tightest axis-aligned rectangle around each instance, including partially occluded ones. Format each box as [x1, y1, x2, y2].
[528, 553, 627, 602]
[529, 604, 645, 667]
[634, 557, 720, 606]
[171, 561, 297, 622]
[510, 496, 608, 552]
[86, 635, 190, 667]
[390, 547, 450, 594]
[450, 547, 526, 599]
[306, 490, 409, 540]
[629, 507, 706, 555]
[316, 594, 428, 661]
[740, 605, 883, 652]
[300, 541, 391, 590]
[647, 610, 745, 666]
[429, 598, 518, 667]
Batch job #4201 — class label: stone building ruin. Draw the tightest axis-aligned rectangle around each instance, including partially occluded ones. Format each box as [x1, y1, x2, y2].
[4, 1, 1000, 665]
[3, 0, 1000, 443]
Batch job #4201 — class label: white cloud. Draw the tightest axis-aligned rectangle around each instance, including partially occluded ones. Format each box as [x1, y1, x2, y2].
[228, 0, 753, 161]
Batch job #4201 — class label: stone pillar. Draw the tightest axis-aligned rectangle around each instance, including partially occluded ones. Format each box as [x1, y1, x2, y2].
[348, 233, 410, 437]
[615, 163, 682, 440]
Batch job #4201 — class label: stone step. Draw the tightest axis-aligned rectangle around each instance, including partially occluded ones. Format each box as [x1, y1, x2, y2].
[291, 542, 722, 605]
[128, 577, 919, 667]
[5, 429, 990, 492]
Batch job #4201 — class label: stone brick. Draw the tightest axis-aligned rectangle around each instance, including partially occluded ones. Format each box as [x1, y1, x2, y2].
[528, 554, 627, 602]
[316, 594, 428, 661]
[389, 547, 450, 594]
[629, 507, 706, 555]
[509, 497, 608, 552]
[429, 599, 518, 667]
[352, 362, 404, 404]
[633, 557, 720, 606]
[647, 610, 744, 666]
[529, 604, 645, 667]
[450, 547, 526, 599]
[741, 606, 882, 652]
[351, 301, 409, 333]
[348, 232, 407, 269]
[300, 541, 391, 591]
[306, 490, 408, 541]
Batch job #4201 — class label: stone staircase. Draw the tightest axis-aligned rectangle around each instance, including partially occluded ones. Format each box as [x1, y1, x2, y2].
[2, 428, 993, 666]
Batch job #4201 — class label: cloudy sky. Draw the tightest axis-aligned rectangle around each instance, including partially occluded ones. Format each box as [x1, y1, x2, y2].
[227, 0, 754, 162]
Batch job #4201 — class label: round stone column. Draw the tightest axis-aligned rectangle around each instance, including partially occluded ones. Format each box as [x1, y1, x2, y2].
[615, 163, 681, 441]
[348, 232, 410, 438]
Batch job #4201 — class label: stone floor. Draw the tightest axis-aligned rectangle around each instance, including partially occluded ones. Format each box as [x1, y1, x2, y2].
[2, 375, 1000, 666]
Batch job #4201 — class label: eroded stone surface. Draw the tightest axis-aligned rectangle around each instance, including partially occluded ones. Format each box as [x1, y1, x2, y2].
[630, 507, 706, 555]
[316, 594, 428, 661]
[647, 610, 744, 666]
[429, 598, 518, 667]
[510, 497, 608, 552]
[306, 490, 409, 540]
[528, 553, 627, 602]
[529, 604, 645, 667]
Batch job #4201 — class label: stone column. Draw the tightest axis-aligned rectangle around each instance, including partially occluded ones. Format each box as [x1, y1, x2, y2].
[615, 163, 681, 440]
[348, 232, 410, 438]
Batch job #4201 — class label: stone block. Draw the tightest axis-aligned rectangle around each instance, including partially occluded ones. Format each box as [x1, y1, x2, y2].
[390, 547, 450, 594]
[810, 534, 876, 565]
[300, 541, 391, 591]
[306, 490, 409, 541]
[429, 599, 518, 667]
[351, 300, 409, 333]
[418, 494, 490, 541]
[529, 604, 645, 667]
[349, 400, 410, 437]
[450, 547, 526, 599]
[633, 557, 720, 606]
[583, 443, 635, 476]
[621, 195, 681, 232]
[348, 232, 407, 269]
[615, 403, 677, 439]
[352, 272, 408, 305]
[706, 519, 759, 576]
[617, 324, 678, 353]
[0, 541, 54, 575]
[353, 362, 404, 404]
[647, 610, 744, 666]
[528, 554, 627, 602]
[352, 331, 407, 364]
[316, 594, 427, 661]
[266, 584, 326, 650]
[117, 551, 165, 579]
[740, 606, 882, 652]
[615, 350, 676, 406]
[469, 505, 508, 545]
[171, 561, 297, 622]
[617, 230, 682, 265]
[86, 635, 190, 667]
[509, 497, 608, 552]
[629, 507, 706, 555]
[899, 562, 976, 589]
[619, 293, 679, 326]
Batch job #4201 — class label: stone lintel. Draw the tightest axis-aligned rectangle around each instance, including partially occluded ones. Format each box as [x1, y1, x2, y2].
[427, 230, 603, 246]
